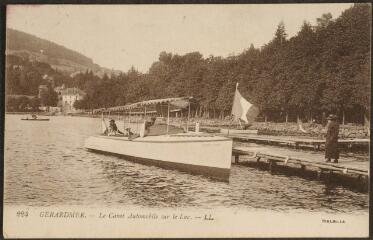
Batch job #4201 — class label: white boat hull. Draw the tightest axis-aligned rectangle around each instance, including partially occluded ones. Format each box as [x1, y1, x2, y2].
[85, 134, 233, 180]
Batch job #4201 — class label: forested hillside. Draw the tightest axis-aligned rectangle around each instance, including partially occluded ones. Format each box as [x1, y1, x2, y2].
[6, 28, 97, 71]
[6, 28, 123, 77]
[6, 4, 371, 124]
[7, 55, 61, 94]
[74, 4, 370, 124]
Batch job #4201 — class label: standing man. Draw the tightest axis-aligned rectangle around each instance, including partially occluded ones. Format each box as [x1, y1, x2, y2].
[325, 114, 339, 163]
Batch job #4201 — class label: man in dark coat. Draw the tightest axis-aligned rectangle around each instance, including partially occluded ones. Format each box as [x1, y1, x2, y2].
[325, 114, 339, 163]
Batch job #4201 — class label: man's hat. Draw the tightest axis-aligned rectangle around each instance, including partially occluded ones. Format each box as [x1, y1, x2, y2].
[109, 119, 115, 122]
[326, 114, 337, 120]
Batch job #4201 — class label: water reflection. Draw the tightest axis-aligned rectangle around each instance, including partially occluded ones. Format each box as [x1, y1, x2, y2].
[4, 114, 369, 213]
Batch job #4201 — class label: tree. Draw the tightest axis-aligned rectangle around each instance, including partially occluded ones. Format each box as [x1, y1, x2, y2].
[273, 21, 287, 46]
[6, 4, 370, 124]
[316, 13, 333, 29]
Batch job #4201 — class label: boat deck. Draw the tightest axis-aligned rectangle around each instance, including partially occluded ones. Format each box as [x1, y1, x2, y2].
[98, 133, 232, 143]
[224, 133, 370, 150]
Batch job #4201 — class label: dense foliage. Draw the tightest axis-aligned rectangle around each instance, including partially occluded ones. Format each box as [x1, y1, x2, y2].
[5, 96, 40, 112]
[6, 4, 371, 123]
[6, 54, 66, 110]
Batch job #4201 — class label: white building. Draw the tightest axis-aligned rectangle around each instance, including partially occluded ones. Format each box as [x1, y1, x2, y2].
[60, 87, 86, 113]
[38, 85, 48, 99]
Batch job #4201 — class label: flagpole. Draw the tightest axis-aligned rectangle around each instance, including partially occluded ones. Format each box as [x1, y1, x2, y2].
[238, 119, 243, 130]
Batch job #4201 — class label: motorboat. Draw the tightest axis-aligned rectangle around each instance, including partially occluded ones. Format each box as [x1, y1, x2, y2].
[85, 97, 233, 181]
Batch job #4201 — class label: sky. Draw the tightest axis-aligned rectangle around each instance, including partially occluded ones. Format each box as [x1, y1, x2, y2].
[7, 4, 353, 72]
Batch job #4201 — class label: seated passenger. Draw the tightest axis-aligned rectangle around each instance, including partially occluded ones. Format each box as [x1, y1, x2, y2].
[125, 127, 134, 136]
[125, 127, 140, 140]
[105, 119, 124, 136]
[145, 117, 157, 130]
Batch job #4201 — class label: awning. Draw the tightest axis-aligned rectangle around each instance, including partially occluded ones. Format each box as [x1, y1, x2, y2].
[93, 97, 192, 113]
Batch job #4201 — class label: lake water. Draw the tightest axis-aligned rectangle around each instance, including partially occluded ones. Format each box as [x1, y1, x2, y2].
[4, 114, 369, 213]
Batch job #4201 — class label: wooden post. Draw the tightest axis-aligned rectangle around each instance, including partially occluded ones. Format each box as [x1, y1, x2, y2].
[101, 112, 104, 132]
[127, 109, 132, 132]
[227, 116, 233, 136]
[166, 102, 170, 134]
[269, 160, 276, 173]
[234, 154, 239, 164]
[317, 169, 323, 179]
[300, 164, 306, 171]
[186, 102, 190, 132]
[285, 111, 288, 123]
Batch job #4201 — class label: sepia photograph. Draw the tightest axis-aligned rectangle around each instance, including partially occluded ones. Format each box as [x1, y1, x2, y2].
[2, 2, 371, 238]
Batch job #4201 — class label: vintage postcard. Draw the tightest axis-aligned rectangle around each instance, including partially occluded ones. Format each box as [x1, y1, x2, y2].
[3, 3, 370, 238]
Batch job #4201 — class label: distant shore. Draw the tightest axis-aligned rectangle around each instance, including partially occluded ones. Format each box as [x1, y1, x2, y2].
[7, 112, 369, 139]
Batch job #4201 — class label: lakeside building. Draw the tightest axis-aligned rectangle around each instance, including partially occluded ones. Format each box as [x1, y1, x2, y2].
[38, 85, 48, 99]
[58, 87, 86, 114]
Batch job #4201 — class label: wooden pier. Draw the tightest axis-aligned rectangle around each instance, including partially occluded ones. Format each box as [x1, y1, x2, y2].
[226, 134, 370, 150]
[231, 146, 369, 192]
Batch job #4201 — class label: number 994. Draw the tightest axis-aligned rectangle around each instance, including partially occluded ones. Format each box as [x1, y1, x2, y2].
[16, 210, 28, 217]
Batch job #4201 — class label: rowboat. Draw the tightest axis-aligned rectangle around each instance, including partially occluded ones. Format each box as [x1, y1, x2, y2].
[21, 118, 50, 121]
[21, 114, 50, 121]
[85, 97, 233, 181]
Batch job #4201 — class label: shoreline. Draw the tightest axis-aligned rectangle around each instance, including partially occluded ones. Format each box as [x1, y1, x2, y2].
[6, 112, 370, 139]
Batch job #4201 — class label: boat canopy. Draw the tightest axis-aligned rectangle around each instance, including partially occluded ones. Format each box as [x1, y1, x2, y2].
[93, 97, 193, 114]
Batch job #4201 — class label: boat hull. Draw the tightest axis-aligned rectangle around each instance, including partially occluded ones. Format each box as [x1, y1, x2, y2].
[21, 119, 50, 121]
[85, 134, 233, 181]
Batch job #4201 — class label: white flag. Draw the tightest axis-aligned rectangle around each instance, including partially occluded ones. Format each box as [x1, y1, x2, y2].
[231, 83, 259, 123]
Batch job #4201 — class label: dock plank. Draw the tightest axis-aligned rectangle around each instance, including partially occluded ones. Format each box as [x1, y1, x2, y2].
[223, 133, 370, 150]
[232, 146, 369, 176]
